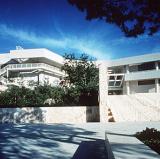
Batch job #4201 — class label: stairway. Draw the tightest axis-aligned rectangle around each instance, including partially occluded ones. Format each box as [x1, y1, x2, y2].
[107, 93, 160, 122]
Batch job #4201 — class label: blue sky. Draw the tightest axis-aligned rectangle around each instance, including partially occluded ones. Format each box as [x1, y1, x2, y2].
[0, 0, 160, 60]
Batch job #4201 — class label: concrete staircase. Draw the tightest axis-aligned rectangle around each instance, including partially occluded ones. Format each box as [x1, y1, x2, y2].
[108, 93, 160, 122]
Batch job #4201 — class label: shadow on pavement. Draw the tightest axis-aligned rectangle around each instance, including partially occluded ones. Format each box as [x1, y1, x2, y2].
[0, 123, 98, 159]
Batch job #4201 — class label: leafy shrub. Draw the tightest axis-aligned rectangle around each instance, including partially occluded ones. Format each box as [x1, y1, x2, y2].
[50, 86, 65, 106]
[0, 85, 33, 107]
[135, 127, 160, 154]
[63, 86, 81, 105]
[0, 85, 53, 107]
[0, 85, 85, 107]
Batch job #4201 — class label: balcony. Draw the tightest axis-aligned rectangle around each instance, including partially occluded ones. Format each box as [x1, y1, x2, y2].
[0, 63, 65, 77]
[125, 69, 160, 81]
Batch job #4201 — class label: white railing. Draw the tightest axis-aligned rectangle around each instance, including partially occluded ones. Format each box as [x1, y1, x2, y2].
[8, 63, 60, 71]
[0, 63, 65, 76]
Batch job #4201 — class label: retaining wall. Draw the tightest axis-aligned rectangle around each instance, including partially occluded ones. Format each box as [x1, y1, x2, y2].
[0, 106, 99, 123]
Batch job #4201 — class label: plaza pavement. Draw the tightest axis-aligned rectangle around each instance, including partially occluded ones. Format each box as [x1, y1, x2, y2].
[0, 122, 159, 159]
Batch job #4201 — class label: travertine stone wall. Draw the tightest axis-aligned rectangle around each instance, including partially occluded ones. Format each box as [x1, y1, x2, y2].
[0, 106, 99, 123]
[42, 106, 99, 123]
[99, 62, 108, 122]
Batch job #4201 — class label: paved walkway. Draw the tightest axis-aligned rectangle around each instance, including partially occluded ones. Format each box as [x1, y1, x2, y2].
[0, 122, 159, 159]
[105, 122, 160, 159]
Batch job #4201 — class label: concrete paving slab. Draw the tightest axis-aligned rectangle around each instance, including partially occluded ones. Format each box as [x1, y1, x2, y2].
[0, 122, 159, 159]
[105, 122, 160, 159]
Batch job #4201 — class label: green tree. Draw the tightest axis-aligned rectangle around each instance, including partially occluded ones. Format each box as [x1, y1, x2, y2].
[62, 53, 99, 105]
[62, 53, 98, 91]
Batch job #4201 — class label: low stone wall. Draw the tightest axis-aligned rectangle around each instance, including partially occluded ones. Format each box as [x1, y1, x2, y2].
[0, 106, 99, 123]
[0, 107, 45, 123]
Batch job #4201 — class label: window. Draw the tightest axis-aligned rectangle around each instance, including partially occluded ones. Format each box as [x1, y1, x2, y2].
[138, 62, 155, 71]
[109, 81, 114, 86]
[109, 76, 115, 80]
[115, 81, 121, 86]
[117, 76, 122, 80]
[138, 80, 155, 85]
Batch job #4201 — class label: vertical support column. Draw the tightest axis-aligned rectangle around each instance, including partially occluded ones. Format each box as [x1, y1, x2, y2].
[37, 73, 40, 85]
[155, 62, 159, 93]
[126, 81, 130, 95]
[126, 65, 130, 95]
[6, 69, 8, 83]
[126, 65, 129, 74]
[155, 79, 159, 93]
[99, 62, 108, 123]
[155, 61, 159, 70]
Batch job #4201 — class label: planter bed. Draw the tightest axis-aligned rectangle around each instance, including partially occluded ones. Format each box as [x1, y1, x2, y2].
[135, 127, 160, 155]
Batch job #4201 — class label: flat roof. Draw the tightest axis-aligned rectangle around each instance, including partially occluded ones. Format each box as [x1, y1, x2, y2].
[0, 48, 64, 65]
[109, 53, 160, 67]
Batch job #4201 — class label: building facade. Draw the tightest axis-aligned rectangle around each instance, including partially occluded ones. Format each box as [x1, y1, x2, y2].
[0, 48, 65, 89]
[98, 53, 160, 122]
[103, 53, 160, 95]
[1, 48, 160, 95]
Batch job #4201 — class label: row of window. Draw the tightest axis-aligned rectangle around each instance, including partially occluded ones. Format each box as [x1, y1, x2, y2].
[138, 62, 156, 71]
[109, 81, 121, 87]
[138, 79, 160, 85]
[108, 79, 159, 87]
[109, 75, 123, 80]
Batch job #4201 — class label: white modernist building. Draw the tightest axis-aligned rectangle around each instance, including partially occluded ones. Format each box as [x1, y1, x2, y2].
[0, 48, 65, 89]
[1, 48, 160, 94]
[101, 53, 160, 95]
[99, 53, 160, 122]
[0, 48, 160, 122]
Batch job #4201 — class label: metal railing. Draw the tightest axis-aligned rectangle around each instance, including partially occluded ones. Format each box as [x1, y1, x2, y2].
[0, 63, 64, 76]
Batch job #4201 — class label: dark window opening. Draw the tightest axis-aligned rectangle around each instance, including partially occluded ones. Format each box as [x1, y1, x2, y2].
[108, 90, 122, 95]
[138, 62, 155, 71]
[109, 81, 114, 86]
[117, 76, 122, 80]
[115, 81, 121, 86]
[138, 80, 155, 85]
[109, 76, 115, 80]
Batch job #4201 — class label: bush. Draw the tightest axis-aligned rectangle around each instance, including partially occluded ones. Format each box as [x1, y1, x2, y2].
[0, 85, 54, 107]
[63, 86, 80, 105]
[0, 85, 33, 107]
[50, 87, 65, 106]
[135, 127, 160, 154]
[0, 84, 98, 107]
